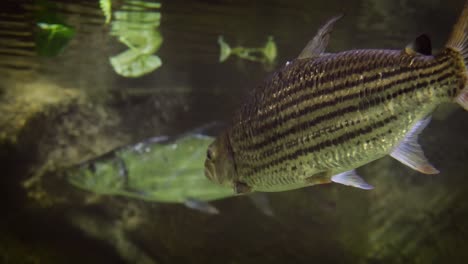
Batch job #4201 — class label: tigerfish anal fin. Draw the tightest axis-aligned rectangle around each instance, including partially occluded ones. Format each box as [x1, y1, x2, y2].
[248, 193, 274, 216]
[405, 34, 432, 55]
[390, 116, 439, 174]
[297, 14, 343, 59]
[331, 170, 374, 190]
[184, 198, 220, 215]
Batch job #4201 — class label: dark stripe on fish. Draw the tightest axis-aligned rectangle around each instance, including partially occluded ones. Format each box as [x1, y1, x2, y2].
[231, 53, 452, 147]
[246, 115, 398, 176]
[240, 61, 453, 152]
[254, 52, 451, 118]
[244, 74, 454, 176]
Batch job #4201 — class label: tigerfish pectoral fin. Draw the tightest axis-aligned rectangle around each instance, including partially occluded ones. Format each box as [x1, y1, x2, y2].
[297, 14, 343, 59]
[390, 116, 439, 174]
[305, 171, 332, 185]
[234, 181, 252, 194]
[331, 170, 374, 190]
[405, 34, 432, 56]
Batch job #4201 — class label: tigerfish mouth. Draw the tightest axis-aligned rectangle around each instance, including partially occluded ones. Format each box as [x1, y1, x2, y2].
[205, 162, 224, 185]
[204, 163, 215, 182]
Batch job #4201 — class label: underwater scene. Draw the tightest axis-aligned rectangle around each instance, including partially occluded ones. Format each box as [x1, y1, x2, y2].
[1, 0, 468, 263]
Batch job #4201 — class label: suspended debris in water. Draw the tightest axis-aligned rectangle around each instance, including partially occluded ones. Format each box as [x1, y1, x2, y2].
[109, 0, 163, 77]
[217, 35, 277, 66]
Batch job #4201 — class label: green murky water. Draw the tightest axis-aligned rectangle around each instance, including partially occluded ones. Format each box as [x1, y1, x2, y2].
[1, 0, 467, 263]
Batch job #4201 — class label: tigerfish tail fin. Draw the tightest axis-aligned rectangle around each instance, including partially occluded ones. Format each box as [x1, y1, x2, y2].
[446, 1, 468, 62]
[446, 1, 468, 110]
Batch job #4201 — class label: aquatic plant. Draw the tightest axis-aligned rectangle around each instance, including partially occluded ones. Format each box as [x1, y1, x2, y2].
[99, 0, 112, 24]
[33, 0, 76, 57]
[36, 22, 75, 56]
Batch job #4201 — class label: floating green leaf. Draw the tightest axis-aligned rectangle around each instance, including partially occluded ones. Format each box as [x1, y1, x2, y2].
[99, 0, 112, 24]
[263, 36, 277, 64]
[108, 1, 163, 78]
[36, 22, 75, 56]
[218, 36, 231, 62]
[110, 51, 162, 78]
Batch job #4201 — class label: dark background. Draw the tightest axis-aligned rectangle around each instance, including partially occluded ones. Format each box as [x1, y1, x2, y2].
[1, 0, 467, 263]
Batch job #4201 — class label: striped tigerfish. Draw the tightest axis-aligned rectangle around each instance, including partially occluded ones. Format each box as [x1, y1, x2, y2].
[205, 2, 468, 194]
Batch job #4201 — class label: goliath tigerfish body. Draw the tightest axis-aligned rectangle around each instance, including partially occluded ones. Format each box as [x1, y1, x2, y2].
[205, 2, 468, 194]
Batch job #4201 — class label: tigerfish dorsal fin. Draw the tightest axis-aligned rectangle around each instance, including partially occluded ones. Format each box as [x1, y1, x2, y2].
[405, 34, 432, 55]
[297, 14, 343, 59]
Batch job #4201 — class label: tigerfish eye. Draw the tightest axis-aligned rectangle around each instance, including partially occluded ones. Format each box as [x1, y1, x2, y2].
[207, 148, 215, 161]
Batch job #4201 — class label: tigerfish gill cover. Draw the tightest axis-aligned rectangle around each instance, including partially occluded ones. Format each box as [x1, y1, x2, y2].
[205, 2, 468, 194]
